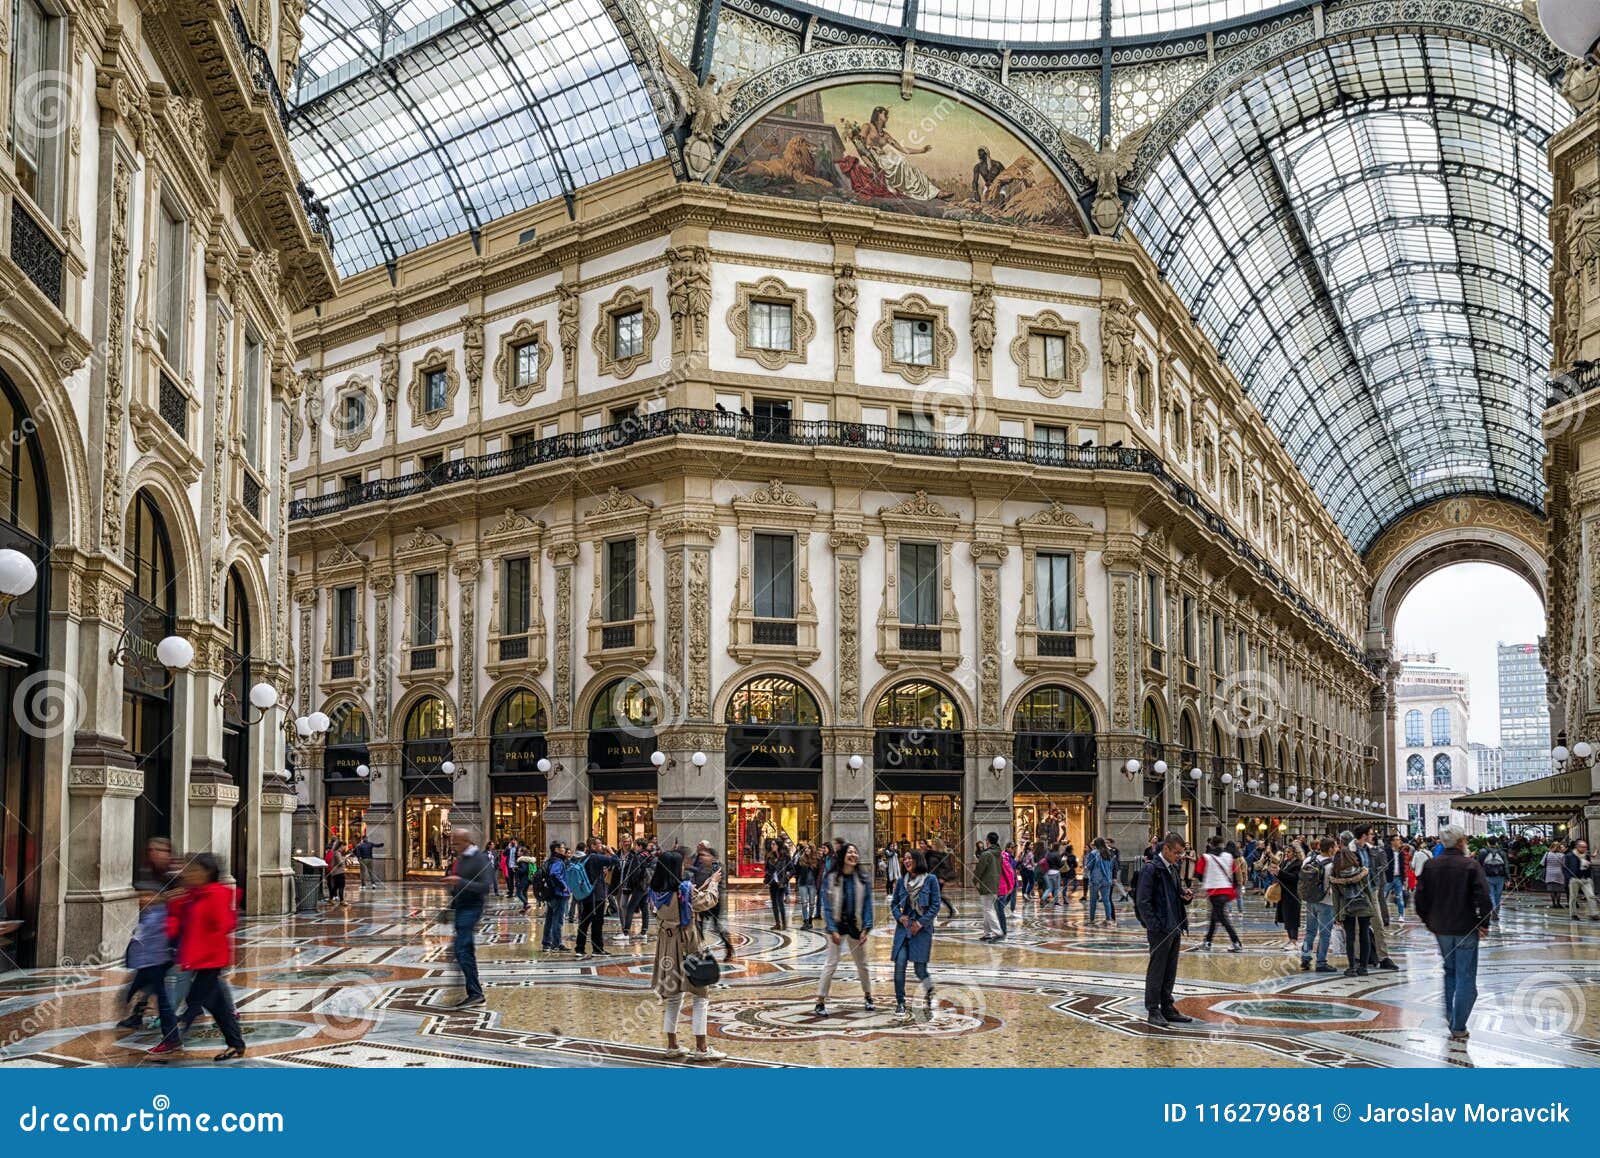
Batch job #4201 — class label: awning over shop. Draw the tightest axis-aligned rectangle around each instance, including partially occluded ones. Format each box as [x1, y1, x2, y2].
[1452, 770, 1590, 817]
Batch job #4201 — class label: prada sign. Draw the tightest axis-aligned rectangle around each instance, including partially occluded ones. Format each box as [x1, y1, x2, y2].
[1012, 732, 1096, 774]
[491, 733, 549, 775]
[874, 728, 963, 772]
[588, 729, 655, 771]
[403, 739, 452, 779]
[726, 726, 822, 771]
[325, 745, 370, 780]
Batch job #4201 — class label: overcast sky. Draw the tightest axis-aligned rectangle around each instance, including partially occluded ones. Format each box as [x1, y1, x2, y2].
[1391, 562, 1546, 746]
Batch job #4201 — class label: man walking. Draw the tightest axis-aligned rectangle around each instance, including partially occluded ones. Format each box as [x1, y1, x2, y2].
[443, 826, 494, 1008]
[1351, 825, 1399, 970]
[1136, 832, 1194, 1029]
[692, 843, 735, 962]
[540, 840, 572, 952]
[1385, 833, 1409, 921]
[1413, 824, 1492, 1043]
[1565, 839, 1600, 920]
[975, 833, 1005, 943]
[1475, 836, 1510, 922]
[617, 838, 653, 941]
[1298, 836, 1338, 972]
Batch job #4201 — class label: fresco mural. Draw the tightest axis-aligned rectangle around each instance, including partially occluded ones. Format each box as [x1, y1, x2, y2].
[718, 82, 1086, 237]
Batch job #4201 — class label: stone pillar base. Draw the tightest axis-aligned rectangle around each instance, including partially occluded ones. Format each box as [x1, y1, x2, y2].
[656, 796, 721, 855]
[62, 760, 144, 964]
[186, 780, 241, 874]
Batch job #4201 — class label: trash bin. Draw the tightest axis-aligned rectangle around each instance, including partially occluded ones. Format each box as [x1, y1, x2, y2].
[293, 856, 327, 912]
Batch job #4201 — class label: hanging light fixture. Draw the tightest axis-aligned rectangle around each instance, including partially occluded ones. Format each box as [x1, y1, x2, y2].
[1541, 1, 1600, 61]
[0, 548, 38, 618]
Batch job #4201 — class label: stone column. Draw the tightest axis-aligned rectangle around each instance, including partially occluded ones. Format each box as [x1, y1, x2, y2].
[367, 741, 401, 880]
[655, 513, 721, 851]
[970, 731, 1013, 849]
[183, 621, 236, 873]
[258, 779, 298, 914]
[824, 727, 873, 851]
[451, 736, 487, 838]
[542, 732, 585, 850]
[1100, 539, 1148, 861]
[654, 727, 725, 853]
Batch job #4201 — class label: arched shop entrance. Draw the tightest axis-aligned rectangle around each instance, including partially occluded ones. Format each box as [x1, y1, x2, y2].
[872, 680, 964, 854]
[125, 491, 177, 878]
[1011, 685, 1096, 852]
[323, 703, 371, 845]
[587, 677, 661, 846]
[0, 374, 49, 967]
[401, 696, 454, 877]
[724, 675, 822, 882]
[1142, 698, 1167, 843]
[221, 568, 255, 898]
[489, 689, 548, 850]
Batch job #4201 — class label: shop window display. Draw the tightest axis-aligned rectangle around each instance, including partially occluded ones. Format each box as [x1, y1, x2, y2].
[727, 792, 819, 880]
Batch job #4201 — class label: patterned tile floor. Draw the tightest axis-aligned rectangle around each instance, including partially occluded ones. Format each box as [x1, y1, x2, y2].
[3, 884, 1597, 1068]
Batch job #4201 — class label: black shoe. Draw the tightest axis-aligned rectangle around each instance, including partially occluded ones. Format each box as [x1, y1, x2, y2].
[1299, 958, 1311, 971]
[1316, 964, 1339, 973]
[813, 1002, 827, 1016]
[1161, 1008, 1195, 1024]
[1356, 967, 1369, 976]
[214, 1047, 245, 1061]
[864, 997, 876, 1012]
[1343, 967, 1361, 977]
[1146, 1011, 1172, 1028]
[1377, 959, 1400, 971]
[116, 1015, 144, 1029]
[456, 995, 487, 1009]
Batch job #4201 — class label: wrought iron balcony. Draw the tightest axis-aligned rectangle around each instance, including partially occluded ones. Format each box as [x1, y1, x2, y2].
[241, 469, 263, 521]
[410, 647, 437, 671]
[497, 635, 530, 661]
[601, 624, 635, 650]
[899, 626, 940, 651]
[1038, 633, 1076, 657]
[752, 620, 798, 646]
[9, 200, 62, 308]
[330, 657, 356, 680]
[158, 372, 188, 440]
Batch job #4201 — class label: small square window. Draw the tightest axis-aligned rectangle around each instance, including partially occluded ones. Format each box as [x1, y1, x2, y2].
[747, 301, 793, 351]
[513, 339, 540, 388]
[892, 316, 934, 365]
[612, 309, 644, 361]
[420, 452, 444, 473]
[423, 369, 448, 413]
[341, 394, 366, 434]
[1039, 333, 1068, 380]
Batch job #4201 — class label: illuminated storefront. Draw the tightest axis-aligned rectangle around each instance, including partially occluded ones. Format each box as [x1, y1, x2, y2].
[401, 696, 455, 876]
[489, 689, 548, 850]
[323, 703, 372, 845]
[1011, 685, 1097, 851]
[724, 676, 822, 881]
[872, 681, 964, 853]
[587, 677, 660, 846]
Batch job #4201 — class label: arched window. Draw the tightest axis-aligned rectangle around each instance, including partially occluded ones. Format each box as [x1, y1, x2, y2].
[329, 704, 370, 746]
[1404, 709, 1423, 746]
[1406, 754, 1424, 790]
[590, 678, 664, 730]
[404, 696, 454, 740]
[1141, 698, 1163, 743]
[126, 491, 175, 613]
[1179, 713, 1198, 752]
[726, 676, 820, 726]
[873, 681, 960, 730]
[1433, 753, 1452, 788]
[221, 569, 250, 725]
[1430, 707, 1451, 746]
[1013, 686, 1094, 734]
[0, 374, 45, 541]
[125, 490, 177, 863]
[491, 689, 547, 734]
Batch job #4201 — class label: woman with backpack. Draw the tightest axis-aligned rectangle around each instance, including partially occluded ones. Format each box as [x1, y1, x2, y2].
[650, 849, 723, 1061]
[890, 848, 941, 1020]
[1329, 844, 1375, 976]
[1544, 841, 1568, 908]
[1198, 839, 1244, 951]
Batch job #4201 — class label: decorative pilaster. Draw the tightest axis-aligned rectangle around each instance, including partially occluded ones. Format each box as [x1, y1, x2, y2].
[549, 540, 578, 729]
[970, 538, 1007, 728]
[829, 528, 868, 725]
[454, 558, 480, 733]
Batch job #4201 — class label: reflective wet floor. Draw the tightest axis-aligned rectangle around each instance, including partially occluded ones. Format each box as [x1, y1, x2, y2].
[3, 885, 1595, 1067]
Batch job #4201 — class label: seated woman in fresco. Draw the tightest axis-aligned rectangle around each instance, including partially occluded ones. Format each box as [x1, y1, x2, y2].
[842, 107, 945, 202]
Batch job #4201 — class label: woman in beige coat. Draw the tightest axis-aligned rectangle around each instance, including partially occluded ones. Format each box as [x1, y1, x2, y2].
[650, 849, 723, 1060]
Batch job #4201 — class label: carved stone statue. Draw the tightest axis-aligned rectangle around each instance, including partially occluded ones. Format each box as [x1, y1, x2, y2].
[378, 343, 399, 412]
[971, 282, 996, 375]
[557, 283, 579, 369]
[659, 50, 744, 181]
[1061, 126, 1151, 234]
[463, 313, 485, 400]
[1100, 298, 1136, 384]
[666, 245, 712, 347]
[834, 264, 858, 357]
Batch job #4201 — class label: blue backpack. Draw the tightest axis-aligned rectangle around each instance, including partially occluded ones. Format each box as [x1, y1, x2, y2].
[564, 857, 594, 901]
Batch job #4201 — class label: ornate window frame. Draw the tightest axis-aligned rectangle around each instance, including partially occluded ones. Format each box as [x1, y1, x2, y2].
[591, 284, 659, 380]
[1009, 309, 1089, 398]
[483, 508, 549, 677]
[331, 375, 378, 452]
[1169, 397, 1188, 458]
[1133, 351, 1156, 425]
[319, 546, 371, 689]
[873, 293, 957, 386]
[408, 348, 460, 431]
[583, 487, 657, 670]
[727, 276, 816, 371]
[727, 480, 820, 665]
[1014, 502, 1095, 675]
[395, 526, 454, 685]
[875, 491, 962, 671]
[493, 318, 553, 405]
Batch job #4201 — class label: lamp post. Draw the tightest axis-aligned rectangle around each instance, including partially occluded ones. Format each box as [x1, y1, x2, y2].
[1552, 732, 1594, 775]
[109, 625, 195, 691]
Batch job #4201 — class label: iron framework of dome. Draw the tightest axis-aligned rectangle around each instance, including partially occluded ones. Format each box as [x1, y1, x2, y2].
[285, 0, 1573, 554]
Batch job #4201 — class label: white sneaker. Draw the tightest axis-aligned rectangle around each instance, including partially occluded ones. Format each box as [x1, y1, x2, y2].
[689, 1046, 726, 1061]
[664, 1046, 688, 1059]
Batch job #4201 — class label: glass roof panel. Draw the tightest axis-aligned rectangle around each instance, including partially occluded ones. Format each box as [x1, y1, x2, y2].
[1126, 31, 1567, 551]
[290, 0, 666, 274]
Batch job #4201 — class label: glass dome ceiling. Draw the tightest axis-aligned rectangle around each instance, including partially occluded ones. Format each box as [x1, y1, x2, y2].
[779, 0, 1301, 42]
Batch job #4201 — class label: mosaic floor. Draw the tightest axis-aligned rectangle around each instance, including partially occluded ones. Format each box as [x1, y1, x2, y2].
[3, 884, 1597, 1068]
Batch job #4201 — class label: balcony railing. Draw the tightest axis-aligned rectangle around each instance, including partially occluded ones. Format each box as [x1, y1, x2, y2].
[601, 624, 636, 650]
[10, 200, 63, 307]
[330, 657, 355, 680]
[899, 626, 940, 651]
[752, 620, 798, 646]
[497, 635, 529, 661]
[1038, 633, 1076, 657]
[241, 469, 262, 521]
[158, 372, 187, 440]
[410, 647, 437, 671]
[286, 406, 1362, 661]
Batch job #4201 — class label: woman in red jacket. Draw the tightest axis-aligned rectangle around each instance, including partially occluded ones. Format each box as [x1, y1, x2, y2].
[154, 853, 246, 1060]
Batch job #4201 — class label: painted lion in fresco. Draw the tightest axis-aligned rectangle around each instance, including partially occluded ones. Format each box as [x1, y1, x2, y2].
[734, 137, 835, 190]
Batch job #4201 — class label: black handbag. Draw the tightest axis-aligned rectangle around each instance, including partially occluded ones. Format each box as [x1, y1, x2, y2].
[683, 950, 721, 988]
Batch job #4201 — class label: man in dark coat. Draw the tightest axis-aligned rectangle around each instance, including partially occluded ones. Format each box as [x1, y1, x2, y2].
[1135, 832, 1194, 1029]
[445, 826, 495, 1008]
[1414, 824, 1493, 1042]
[573, 838, 621, 958]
